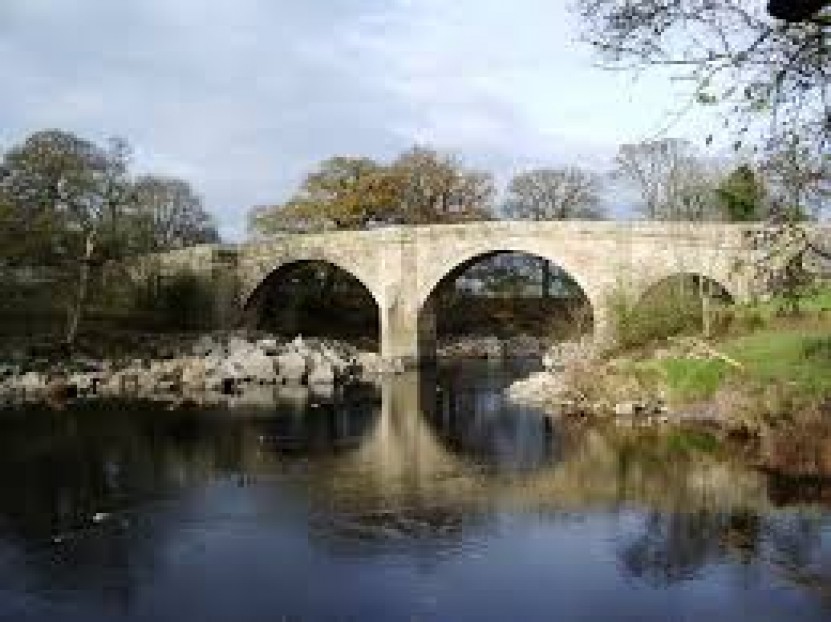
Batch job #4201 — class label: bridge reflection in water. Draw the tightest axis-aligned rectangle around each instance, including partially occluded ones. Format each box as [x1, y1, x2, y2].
[2, 363, 831, 621]
[235, 362, 768, 517]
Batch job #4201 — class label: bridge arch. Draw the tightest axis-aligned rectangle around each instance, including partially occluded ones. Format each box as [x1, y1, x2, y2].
[242, 257, 381, 346]
[637, 267, 738, 305]
[415, 248, 598, 361]
[415, 245, 600, 313]
[242, 251, 383, 312]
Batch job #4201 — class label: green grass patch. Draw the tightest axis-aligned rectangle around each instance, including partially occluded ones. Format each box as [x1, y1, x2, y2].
[723, 329, 831, 397]
[743, 286, 831, 322]
[665, 428, 721, 455]
[630, 327, 831, 405]
[660, 358, 730, 401]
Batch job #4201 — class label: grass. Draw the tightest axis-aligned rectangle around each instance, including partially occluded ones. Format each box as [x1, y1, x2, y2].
[622, 283, 831, 406]
[665, 428, 721, 454]
[659, 358, 730, 402]
[644, 327, 831, 405]
[724, 329, 831, 396]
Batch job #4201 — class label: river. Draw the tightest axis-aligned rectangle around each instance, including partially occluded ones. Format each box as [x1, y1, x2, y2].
[0, 360, 829, 621]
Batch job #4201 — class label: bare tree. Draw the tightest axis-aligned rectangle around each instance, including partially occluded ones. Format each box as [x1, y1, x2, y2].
[576, 1, 830, 153]
[504, 167, 605, 221]
[390, 146, 495, 224]
[503, 166, 604, 296]
[615, 139, 720, 221]
[762, 138, 831, 220]
[131, 176, 220, 252]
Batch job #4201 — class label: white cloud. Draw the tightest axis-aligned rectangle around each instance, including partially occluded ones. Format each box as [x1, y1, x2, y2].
[0, 0, 722, 240]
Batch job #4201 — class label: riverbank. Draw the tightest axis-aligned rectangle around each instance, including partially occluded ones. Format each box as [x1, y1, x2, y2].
[0, 333, 394, 407]
[506, 293, 831, 477]
[0, 331, 561, 408]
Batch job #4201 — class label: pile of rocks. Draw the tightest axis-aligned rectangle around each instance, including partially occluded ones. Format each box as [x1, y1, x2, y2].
[507, 340, 672, 423]
[506, 340, 596, 407]
[541, 339, 597, 372]
[436, 334, 548, 359]
[0, 334, 390, 405]
[437, 336, 503, 359]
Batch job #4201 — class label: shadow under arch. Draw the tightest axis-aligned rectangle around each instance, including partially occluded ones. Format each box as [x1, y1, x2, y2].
[417, 249, 595, 361]
[243, 259, 381, 349]
[639, 272, 735, 306]
[626, 272, 735, 343]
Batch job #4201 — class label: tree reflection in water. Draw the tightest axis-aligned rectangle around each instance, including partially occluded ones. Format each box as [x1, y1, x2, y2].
[0, 364, 830, 620]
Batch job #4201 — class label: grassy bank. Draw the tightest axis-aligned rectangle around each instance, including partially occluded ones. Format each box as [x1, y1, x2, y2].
[621, 288, 831, 422]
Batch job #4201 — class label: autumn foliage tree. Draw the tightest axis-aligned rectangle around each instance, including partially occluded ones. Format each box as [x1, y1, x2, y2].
[249, 146, 495, 235]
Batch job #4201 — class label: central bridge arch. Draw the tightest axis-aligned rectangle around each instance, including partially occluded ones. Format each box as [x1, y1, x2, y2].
[415, 248, 597, 361]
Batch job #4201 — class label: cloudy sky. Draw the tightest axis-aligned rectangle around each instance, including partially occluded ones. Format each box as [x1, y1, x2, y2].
[1, 0, 719, 240]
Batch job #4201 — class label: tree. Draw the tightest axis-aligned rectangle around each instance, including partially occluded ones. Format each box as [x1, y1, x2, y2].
[0, 129, 221, 345]
[388, 146, 495, 225]
[576, 1, 831, 153]
[0, 130, 126, 345]
[762, 139, 831, 220]
[249, 156, 396, 234]
[615, 139, 719, 221]
[503, 166, 604, 296]
[504, 167, 604, 221]
[249, 147, 495, 235]
[131, 175, 220, 252]
[716, 165, 767, 222]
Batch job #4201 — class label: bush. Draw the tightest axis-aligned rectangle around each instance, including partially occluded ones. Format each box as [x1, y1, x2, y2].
[607, 286, 705, 350]
[804, 336, 831, 363]
[130, 271, 217, 332]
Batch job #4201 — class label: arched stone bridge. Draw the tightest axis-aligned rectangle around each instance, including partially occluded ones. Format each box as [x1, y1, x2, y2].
[153, 221, 764, 365]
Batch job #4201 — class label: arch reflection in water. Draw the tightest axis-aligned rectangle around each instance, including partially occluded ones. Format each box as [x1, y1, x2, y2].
[244, 363, 560, 474]
[252, 383, 379, 453]
[420, 361, 563, 473]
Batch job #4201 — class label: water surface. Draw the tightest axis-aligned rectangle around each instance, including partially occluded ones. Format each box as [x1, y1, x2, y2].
[1, 361, 830, 621]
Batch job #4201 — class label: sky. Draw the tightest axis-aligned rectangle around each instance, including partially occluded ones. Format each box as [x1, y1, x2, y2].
[0, 0, 722, 240]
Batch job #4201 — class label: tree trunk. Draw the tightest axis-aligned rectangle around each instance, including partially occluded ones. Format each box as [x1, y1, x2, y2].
[699, 276, 711, 338]
[65, 232, 96, 348]
[541, 259, 552, 298]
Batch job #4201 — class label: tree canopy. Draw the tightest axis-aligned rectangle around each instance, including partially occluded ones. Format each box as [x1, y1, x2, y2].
[716, 164, 768, 222]
[0, 129, 219, 344]
[577, 0, 830, 153]
[504, 167, 605, 221]
[614, 138, 721, 221]
[249, 146, 495, 234]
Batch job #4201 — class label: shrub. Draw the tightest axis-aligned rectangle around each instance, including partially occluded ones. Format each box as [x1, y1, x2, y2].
[130, 270, 217, 332]
[607, 286, 705, 350]
[804, 336, 831, 363]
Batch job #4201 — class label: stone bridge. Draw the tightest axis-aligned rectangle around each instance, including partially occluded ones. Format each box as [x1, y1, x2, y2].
[153, 221, 764, 365]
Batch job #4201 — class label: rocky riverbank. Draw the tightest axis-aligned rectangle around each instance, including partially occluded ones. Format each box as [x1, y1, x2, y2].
[0, 334, 393, 407]
[506, 339, 700, 425]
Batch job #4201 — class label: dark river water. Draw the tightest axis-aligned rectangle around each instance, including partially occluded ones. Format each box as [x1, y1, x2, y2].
[1, 361, 830, 621]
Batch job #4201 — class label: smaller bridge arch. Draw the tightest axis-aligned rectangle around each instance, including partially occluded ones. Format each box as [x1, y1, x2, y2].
[241, 256, 383, 346]
[635, 264, 740, 305]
